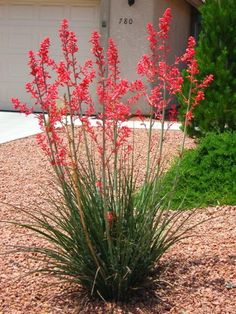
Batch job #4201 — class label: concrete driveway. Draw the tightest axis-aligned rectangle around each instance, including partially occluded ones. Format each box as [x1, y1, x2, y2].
[0, 111, 181, 144]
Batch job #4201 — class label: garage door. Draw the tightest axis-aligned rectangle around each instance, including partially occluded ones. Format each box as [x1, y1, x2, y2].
[0, 1, 100, 111]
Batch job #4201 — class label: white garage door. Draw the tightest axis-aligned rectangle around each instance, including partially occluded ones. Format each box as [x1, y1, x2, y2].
[0, 1, 100, 111]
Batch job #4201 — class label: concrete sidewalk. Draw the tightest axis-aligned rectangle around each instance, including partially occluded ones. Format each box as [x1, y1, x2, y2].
[0, 111, 181, 144]
[0, 112, 41, 144]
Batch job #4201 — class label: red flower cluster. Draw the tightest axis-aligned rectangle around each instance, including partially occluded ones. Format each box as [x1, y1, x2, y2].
[137, 8, 183, 120]
[137, 10, 213, 125]
[159, 8, 172, 39]
[11, 9, 213, 170]
[12, 20, 98, 166]
[180, 36, 214, 122]
[89, 31, 143, 164]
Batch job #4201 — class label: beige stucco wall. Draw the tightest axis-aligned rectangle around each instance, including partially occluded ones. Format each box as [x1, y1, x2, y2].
[109, 0, 154, 81]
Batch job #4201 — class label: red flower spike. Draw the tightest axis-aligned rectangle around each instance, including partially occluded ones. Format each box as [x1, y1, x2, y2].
[96, 181, 102, 189]
[185, 110, 194, 121]
[147, 23, 158, 51]
[12, 98, 33, 116]
[106, 211, 114, 222]
[168, 104, 178, 122]
[137, 8, 185, 118]
[158, 8, 172, 39]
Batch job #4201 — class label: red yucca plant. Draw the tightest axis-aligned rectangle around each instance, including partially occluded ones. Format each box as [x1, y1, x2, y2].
[10, 9, 213, 301]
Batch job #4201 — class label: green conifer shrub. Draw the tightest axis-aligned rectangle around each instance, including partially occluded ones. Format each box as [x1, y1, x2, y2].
[178, 0, 236, 137]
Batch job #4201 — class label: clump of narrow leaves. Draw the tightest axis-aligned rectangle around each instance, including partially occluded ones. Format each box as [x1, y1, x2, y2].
[8, 9, 212, 301]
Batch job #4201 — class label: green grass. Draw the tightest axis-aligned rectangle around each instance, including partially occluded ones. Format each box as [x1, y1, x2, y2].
[160, 132, 236, 209]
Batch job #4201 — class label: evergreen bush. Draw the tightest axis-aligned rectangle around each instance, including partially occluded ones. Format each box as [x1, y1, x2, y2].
[178, 0, 236, 137]
[160, 132, 236, 209]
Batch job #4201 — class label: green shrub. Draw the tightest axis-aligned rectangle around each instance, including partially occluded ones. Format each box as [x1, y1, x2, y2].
[178, 0, 236, 137]
[160, 132, 236, 209]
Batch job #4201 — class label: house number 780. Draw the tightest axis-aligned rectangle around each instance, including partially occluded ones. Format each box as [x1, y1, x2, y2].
[119, 18, 134, 25]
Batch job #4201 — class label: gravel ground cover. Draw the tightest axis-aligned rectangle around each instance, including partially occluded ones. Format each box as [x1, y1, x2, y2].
[0, 130, 235, 313]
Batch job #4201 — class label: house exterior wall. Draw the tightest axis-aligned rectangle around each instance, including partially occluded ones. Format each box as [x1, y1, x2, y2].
[109, 0, 154, 81]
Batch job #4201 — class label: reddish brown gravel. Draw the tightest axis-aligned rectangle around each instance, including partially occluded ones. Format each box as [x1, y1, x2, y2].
[0, 131, 235, 314]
